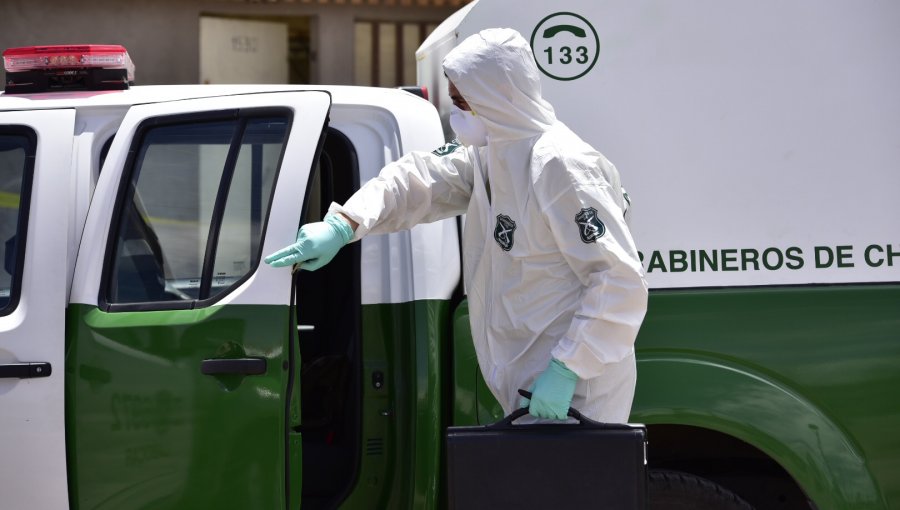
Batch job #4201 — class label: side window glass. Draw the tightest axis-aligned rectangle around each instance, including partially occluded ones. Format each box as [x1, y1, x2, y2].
[211, 118, 286, 292]
[0, 129, 35, 315]
[107, 112, 289, 307]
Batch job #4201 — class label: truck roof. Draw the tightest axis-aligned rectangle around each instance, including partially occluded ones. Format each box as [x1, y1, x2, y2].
[0, 84, 431, 111]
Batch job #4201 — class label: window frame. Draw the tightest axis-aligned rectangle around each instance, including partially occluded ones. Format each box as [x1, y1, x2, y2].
[100, 107, 293, 312]
[0, 126, 37, 317]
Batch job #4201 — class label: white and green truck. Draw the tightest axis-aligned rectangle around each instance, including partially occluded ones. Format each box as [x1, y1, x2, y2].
[1, 1, 898, 509]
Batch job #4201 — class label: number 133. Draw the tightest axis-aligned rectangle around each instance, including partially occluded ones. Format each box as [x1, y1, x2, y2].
[544, 46, 589, 65]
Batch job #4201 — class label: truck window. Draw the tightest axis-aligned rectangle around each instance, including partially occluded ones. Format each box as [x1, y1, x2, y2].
[0, 128, 35, 315]
[105, 112, 289, 308]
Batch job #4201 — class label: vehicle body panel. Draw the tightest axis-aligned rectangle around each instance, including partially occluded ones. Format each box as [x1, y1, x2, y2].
[0, 108, 75, 509]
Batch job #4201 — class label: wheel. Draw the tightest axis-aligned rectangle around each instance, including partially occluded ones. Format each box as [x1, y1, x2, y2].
[648, 469, 755, 510]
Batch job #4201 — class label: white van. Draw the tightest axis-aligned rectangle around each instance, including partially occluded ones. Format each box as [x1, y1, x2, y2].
[417, 2, 900, 510]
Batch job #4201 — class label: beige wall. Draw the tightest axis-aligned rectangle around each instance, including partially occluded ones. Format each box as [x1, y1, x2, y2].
[0, 0, 456, 86]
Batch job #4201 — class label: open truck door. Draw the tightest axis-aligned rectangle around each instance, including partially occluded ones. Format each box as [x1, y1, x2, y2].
[66, 91, 330, 509]
[0, 109, 75, 509]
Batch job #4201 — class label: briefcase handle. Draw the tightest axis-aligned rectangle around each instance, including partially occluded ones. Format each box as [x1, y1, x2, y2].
[484, 389, 595, 429]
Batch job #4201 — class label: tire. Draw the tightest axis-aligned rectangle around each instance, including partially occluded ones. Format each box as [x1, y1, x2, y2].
[648, 469, 755, 510]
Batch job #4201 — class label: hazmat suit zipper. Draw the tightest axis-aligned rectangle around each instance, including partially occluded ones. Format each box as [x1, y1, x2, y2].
[473, 147, 497, 385]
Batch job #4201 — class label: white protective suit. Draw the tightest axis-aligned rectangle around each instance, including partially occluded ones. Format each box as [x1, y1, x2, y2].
[330, 28, 648, 422]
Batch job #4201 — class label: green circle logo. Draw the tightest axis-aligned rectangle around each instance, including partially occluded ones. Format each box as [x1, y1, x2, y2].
[530, 12, 600, 81]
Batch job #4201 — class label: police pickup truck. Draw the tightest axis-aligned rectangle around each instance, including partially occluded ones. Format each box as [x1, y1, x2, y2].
[0, 43, 461, 510]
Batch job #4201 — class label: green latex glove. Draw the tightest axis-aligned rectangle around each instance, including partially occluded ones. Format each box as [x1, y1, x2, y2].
[264, 214, 353, 270]
[519, 358, 578, 420]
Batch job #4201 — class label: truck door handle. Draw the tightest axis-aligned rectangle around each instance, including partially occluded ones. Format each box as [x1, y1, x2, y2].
[200, 358, 267, 376]
[0, 362, 52, 379]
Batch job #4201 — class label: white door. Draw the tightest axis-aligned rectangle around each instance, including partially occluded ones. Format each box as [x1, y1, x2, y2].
[0, 109, 75, 509]
[200, 17, 289, 84]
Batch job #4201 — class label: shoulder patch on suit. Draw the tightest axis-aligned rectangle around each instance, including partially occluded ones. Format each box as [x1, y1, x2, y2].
[575, 207, 605, 243]
[494, 214, 516, 251]
[432, 139, 462, 156]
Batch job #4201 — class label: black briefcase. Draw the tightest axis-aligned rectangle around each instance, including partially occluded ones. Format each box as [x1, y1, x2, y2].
[446, 392, 647, 510]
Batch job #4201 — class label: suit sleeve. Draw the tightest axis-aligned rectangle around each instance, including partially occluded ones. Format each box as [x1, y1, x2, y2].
[535, 153, 649, 380]
[328, 142, 475, 241]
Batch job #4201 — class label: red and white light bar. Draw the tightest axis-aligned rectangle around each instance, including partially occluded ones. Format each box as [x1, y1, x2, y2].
[3, 44, 134, 78]
[2, 44, 135, 93]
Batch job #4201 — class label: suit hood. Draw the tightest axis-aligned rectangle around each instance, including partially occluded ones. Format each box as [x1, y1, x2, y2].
[442, 28, 557, 142]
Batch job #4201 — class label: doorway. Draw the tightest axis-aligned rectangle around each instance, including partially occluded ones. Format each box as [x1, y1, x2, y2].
[200, 14, 311, 84]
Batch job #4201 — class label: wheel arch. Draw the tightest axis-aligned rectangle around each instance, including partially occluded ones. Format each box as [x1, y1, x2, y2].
[632, 355, 886, 510]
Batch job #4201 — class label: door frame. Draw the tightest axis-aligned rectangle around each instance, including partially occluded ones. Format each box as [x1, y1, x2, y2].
[0, 108, 76, 509]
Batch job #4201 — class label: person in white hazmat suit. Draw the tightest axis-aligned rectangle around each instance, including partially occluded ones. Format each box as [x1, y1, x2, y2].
[266, 28, 648, 423]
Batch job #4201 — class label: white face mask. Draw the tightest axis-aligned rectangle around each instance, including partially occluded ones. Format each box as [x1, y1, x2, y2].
[449, 105, 488, 147]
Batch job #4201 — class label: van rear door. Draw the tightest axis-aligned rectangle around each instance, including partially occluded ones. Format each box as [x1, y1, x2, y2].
[68, 91, 329, 510]
[0, 109, 75, 509]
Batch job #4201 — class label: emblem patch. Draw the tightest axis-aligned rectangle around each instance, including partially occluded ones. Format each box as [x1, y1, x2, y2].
[494, 214, 516, 251]
[575, 207, 605, 243]
[432, 139, 462, 156]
